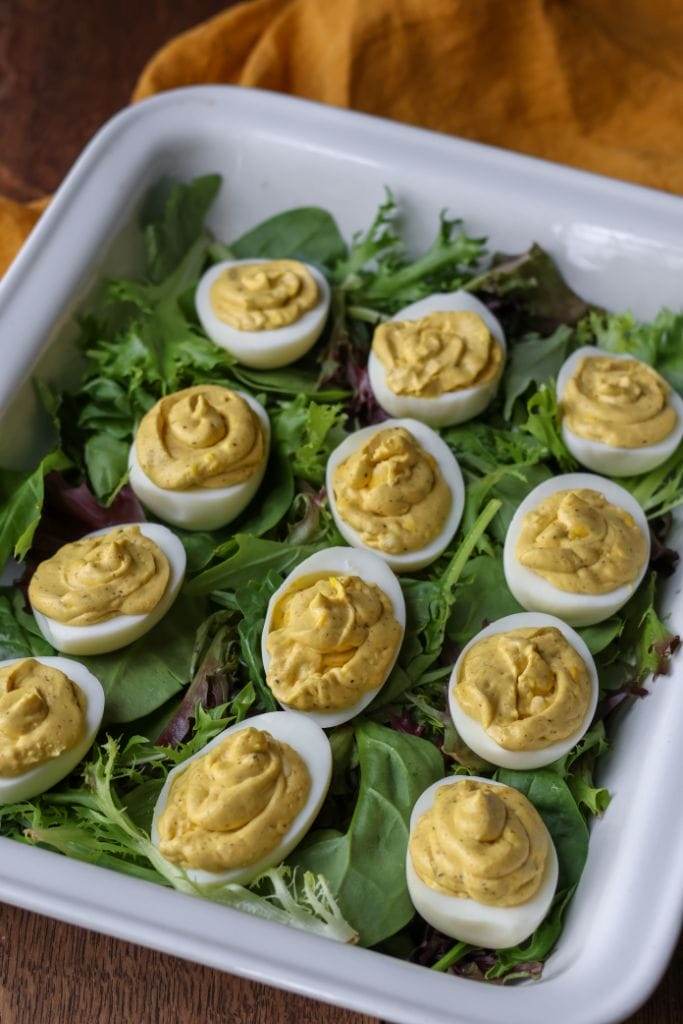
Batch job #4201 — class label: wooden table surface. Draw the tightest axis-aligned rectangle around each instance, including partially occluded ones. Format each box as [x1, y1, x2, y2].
[0, 2, 681, 1021]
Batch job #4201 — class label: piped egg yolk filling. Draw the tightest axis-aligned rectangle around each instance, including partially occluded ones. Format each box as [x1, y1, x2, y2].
[266, 573, 402, 711]
[455, 626, 591, 751]
[209, 259, 318, 331]
[157, 727, 310, 872]
[410, 780, 548, 907]
[373, 310, 502, 398]
[332, 427, 451, 554]
[136, 384, 266, 491]
[563, 354, 676, 448]
[28, 525, 170, 626]
[0, 659, 85, 776]
[515, 488, 647, 595]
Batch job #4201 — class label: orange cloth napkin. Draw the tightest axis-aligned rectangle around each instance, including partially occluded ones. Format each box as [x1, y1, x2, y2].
[3, 0, 683, 276]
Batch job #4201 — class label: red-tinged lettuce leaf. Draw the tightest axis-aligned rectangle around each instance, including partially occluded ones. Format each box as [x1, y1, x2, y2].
[28, 472, 145, 562]
[649, 514, 680, 577]
[155, 610, 241, 747]
[470, 243, 595, 337]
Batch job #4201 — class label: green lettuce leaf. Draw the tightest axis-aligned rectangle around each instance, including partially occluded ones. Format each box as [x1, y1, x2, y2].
[272, 395, 347, 486]
[585, 308, 683, 393]
[0, 449, 70, 567]
[503, 325, 573, 418]
[0, 590, 55, 659]
[290, 720, 443, 946]
[336, 190, 486, 315]
[140, 174, 222, 283]
[185, 534, 326, 596]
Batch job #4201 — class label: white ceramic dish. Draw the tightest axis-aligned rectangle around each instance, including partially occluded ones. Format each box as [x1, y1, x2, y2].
[0, 86, 682, 1024]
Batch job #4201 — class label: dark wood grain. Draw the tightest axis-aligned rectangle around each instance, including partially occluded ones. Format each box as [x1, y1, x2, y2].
[0, 1, 680, 1021]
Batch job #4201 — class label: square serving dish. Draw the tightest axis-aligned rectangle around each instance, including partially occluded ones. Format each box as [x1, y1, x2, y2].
[1, 86, 682, 1024]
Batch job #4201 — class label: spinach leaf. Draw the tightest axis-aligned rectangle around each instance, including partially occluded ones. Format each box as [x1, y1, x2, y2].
[229, 364, 348, 400]
[447, 554, 522, 645]
[140, 174, 222, 283]
[84, 433, 130, 504]
[237, 445, 295, 537]
[176, 530, 219, 575]
[81, 595, 208, 723]
[230, 207, 347, 268]
[503, 325, 573, 419]
[578, 617, 623, 656]
[496, 768, 588, 890]
[0, 590, 55, 659]
[0, 449, 71, 567]
[290, 720, 443, 946]
[185, 534, 325, 596]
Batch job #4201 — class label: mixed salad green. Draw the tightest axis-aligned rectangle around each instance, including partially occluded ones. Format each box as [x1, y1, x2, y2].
[0, 174, 681, 981]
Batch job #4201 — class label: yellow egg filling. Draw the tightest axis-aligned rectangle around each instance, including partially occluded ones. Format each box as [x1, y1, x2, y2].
[28, 525, 169, 626]
[157, 727, 310, 872]
[373, 310, 502, 397]
[563, 354, 676, 448]
[209, 259, 318, 331]
[136, 384, 266, 491]
[332, 427, 451, 554]
[266, 573, 402, 711]
[0, 659, 85, 776]
[515, 488, 647, 594]
[410, 780, 549, 907]
[455, 626, 591, 750]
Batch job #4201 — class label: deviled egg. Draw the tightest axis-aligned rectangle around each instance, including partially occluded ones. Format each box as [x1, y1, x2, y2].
[448, 612, 599, 770]
[151, 711, 332, 886]
[503, 473, 650, 626]
[0, 656, 105, 803]
[326, 419, 465, 573]
[406, 775, 558, 948]
[195, 258, 331, 368]
[28, 522, 186, 655]
[557, 346, 683, 476]
[128, 385, 270, 531]
[367, 291, 506, 427]
[261, 547, 406, 728]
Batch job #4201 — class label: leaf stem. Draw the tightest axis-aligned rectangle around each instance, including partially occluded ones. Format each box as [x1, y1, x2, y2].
[431, 941, 470, 972]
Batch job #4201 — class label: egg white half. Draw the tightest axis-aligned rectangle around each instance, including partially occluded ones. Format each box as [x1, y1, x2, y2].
[368, 291, 506, 427]
[261, 546, 406, 728]
[195, 258, 331, 369]
[150, 710, 332, 886]
[448, 612, 599, 770]
[128, 391, 271, 531]
[406, 774, 559, 948]
[0, 656, 105, 804]
[503, 472, 650, 627]
[326, 418, 465, 573]
[557, 346, 683, 476]
[31, 522, 187, 656]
